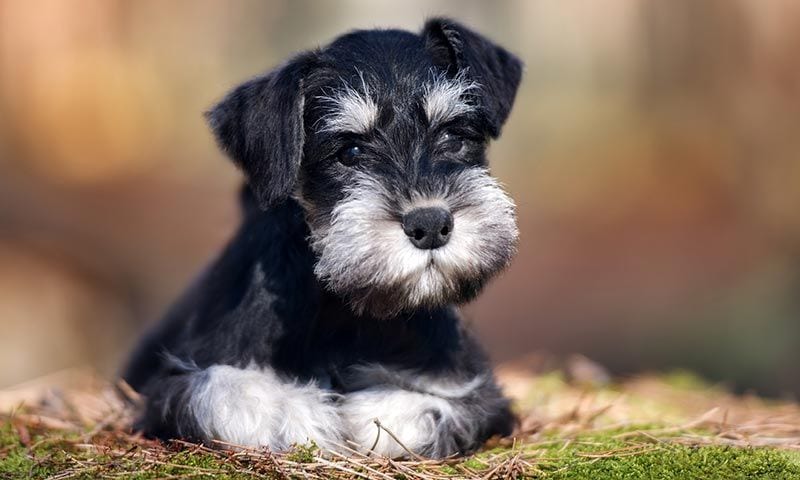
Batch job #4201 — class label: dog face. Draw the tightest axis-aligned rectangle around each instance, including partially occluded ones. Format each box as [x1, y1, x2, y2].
[207, 19, 523, 317]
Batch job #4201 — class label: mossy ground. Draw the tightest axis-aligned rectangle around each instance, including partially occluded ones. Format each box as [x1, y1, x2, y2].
[2, 421, 799, 479]
[1, 366, 799, 479]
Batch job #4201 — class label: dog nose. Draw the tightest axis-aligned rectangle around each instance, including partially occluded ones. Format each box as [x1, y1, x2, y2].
[402, 207, 454, 250]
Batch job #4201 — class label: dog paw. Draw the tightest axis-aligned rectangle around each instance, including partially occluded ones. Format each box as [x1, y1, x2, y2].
[190, 365, 343, 451]
[340, 388, 472, 458]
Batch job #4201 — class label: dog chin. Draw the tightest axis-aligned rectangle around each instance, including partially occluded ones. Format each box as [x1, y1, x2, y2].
[332, 262, 488, 318]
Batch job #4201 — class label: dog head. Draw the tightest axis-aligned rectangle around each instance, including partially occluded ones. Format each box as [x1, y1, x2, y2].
[207, 18, 523, 317]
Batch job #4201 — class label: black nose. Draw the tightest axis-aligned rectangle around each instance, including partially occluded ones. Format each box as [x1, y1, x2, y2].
[402, 207, 454, 250]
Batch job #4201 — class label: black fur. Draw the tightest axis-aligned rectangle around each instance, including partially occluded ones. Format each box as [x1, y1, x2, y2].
[206, 53, 316, 209]
[423, 18, 523, 136]
[124, 18, 522, 458]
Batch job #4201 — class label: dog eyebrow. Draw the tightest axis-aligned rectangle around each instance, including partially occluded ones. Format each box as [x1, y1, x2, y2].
[316, 74, 379, 134]
[423, 72, 479, 126]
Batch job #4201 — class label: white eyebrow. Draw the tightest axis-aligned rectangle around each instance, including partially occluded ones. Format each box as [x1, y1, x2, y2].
[423, 71, 479, 125]
[315, 72, 378, 134]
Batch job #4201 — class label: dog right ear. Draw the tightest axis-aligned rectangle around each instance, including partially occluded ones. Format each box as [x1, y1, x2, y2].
[206, 53, 315, 210]
[422, 18, 523, 138]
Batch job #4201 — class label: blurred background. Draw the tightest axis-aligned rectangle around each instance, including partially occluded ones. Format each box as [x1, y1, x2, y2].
[1, 0, 798, 397]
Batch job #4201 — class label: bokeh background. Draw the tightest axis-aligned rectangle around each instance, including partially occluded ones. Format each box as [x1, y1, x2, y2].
[1, 0, 798, 397]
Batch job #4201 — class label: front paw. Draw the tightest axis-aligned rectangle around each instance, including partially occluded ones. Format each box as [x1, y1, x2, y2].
[190, 365, 343, 450]
[340, 388, 473, 458]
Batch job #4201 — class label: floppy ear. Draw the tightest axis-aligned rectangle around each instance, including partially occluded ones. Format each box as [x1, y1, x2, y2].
[422, 18, 523, 137]
[206, 53, 315, 210]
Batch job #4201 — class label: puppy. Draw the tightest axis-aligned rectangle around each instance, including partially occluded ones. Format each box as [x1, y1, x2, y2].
[123, 17, 523, 459]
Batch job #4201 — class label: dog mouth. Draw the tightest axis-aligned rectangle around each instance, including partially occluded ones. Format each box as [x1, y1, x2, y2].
[314, 221, 514, 317]
[309, 169, 518, 317]
[418, 247, 456, 271]
[402, 252, 444, 281]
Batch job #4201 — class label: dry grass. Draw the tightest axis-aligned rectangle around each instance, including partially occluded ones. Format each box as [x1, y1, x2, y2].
[1, 360, 800, 479]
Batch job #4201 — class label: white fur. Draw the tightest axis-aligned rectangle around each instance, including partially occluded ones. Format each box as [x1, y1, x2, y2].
[310, 173, 439, 310]
[189, 365, 343, 450]
[311, 168, 517, 314]
[431, 169, 519, 281]
[184, 363, 488, 458]
[340, 370, 484, 458]
[316, 72, 378, 134]
[348, 363, 487, 398]
[341, 388, 454, 458]
[423, 71, 479, 125]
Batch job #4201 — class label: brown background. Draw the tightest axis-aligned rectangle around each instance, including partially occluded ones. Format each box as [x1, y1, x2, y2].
[1, 0, 798, 397]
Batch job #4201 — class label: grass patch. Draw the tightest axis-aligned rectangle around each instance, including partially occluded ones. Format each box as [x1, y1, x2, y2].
[1, 369, 799, 479]
[2, 419, 799, 479]
[542, 444, 800, 480]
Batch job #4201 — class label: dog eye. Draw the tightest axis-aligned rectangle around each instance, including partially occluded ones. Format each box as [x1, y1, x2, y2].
[441, 132, 464, 154]
[337, 145, 362, 166]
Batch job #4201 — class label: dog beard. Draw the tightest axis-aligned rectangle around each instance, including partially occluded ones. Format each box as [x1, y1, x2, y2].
[308, 168, 518, 318]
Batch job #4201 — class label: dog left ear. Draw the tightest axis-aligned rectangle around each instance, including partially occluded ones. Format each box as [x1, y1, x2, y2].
[422, 18, 523, 138]
[206, 53, 315, 210]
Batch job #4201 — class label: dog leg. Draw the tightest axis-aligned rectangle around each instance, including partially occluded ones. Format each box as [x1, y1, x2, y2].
[139, 364, 344, 451]
[340, 374, 513, 458]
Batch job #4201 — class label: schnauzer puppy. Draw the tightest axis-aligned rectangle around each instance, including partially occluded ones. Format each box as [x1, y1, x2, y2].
[123, 18, 523, 459]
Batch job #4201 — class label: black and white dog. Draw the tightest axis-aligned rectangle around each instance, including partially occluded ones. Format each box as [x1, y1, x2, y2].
[123, 18, 522, 459]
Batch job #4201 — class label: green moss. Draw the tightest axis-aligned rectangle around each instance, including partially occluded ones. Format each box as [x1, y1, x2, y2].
[462, 457, 489, 470]
[285, 442, 318, 463]
[170, 451, 226, 469]
[539, 444, 800, 480]
[0, 422, 33, 479]
[3, 416, 800, 479]
[0, 420, 263, 480]
[521, 430, 800, 480]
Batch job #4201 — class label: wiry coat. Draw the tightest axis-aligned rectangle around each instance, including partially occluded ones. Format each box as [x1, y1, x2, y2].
[123, 18, 523, 458]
